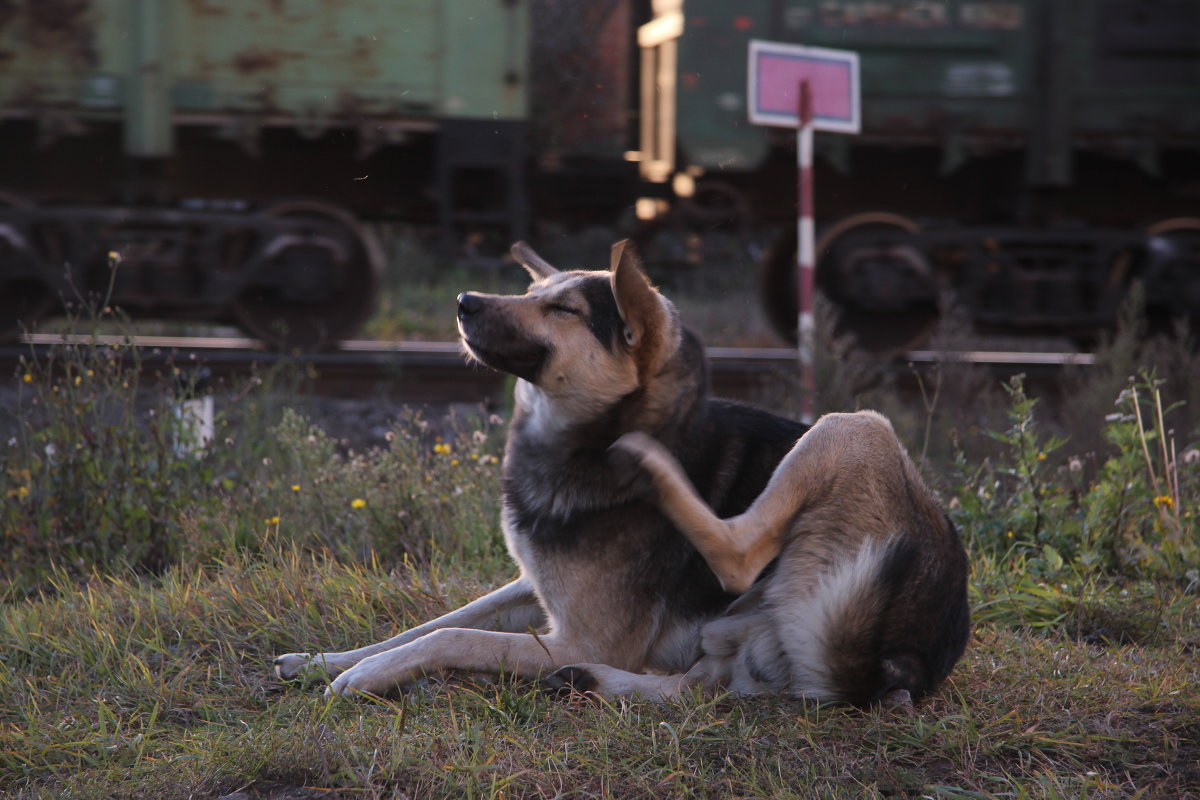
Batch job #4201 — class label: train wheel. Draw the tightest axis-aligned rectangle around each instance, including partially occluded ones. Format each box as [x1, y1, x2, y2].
[1144, 217, 1200, 339]
[817, 212, 936, 355]
[760, 212, 936, 355]
[0, 190, 58, 342]
[676, 180, 751, 230]
[233, 200, 382, 351]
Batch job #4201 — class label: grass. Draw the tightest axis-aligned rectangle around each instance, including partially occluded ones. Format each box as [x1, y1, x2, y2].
[1, 552, 1196, 798]
[3, 302, 1200, 798]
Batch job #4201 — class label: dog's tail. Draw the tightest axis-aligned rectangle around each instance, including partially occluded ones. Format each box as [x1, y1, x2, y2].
[784, 536, 942, 707]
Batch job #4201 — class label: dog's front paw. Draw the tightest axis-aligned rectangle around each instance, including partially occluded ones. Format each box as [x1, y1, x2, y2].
[325, 652, 417, 699]
[273, 652, 347, 681]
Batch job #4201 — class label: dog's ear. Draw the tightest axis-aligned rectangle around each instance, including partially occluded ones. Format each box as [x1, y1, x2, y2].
[511, 242, 559, 280]
[610, 239, 666, 349]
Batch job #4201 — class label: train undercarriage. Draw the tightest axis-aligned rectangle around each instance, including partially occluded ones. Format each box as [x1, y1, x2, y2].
[0, 194, 381, 351]
[759, 210, 1200, 353]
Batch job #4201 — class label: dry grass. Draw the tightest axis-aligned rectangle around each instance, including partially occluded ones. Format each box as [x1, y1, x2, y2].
[0, 544, 1196, 799]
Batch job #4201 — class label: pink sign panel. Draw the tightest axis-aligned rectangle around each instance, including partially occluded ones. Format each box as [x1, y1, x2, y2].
[748, 40, 860, 133]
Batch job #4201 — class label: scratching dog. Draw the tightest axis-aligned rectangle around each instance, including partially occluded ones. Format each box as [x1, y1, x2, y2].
[274, 240, 969, 706]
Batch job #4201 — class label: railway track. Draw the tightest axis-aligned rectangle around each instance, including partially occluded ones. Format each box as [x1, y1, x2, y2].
[2, 333, 1094, 406]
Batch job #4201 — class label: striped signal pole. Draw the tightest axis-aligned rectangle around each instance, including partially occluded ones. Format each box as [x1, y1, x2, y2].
[796, 80, 816, 424]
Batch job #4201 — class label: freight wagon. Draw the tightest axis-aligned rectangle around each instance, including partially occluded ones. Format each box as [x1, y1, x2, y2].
[0, 0, 528, 348]
[634, 0, 1200, 351]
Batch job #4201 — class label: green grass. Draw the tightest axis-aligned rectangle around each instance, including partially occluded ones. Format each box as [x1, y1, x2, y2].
[3, 309, 1200, 798]
[1, 550, 1196, 798]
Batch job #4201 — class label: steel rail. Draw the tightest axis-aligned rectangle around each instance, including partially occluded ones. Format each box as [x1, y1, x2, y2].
[2, 334, 1091, 405]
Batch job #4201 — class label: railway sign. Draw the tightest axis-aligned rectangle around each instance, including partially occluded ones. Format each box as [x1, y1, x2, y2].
[748, 40, 860, 423]
[748, 40, 860, 133]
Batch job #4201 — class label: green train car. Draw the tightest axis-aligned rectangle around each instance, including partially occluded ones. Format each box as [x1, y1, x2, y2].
[0, 0, 528, 348]
[636, 0, 1200, 350]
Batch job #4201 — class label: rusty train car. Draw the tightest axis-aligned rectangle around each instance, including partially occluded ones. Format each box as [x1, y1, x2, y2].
[0, 0, 530, 349]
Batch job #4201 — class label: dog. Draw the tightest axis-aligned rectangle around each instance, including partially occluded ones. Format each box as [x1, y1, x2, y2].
[273, 240, 969, 706]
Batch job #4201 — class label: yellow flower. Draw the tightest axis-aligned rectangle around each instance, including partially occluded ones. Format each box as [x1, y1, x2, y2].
[74, 376, 82, 386]
[291, 484, 301, 492]
[22, 373, 32, 384]
[1036, 453, 1047, 461]
[1006, 530, 1014, 538]
[265, 515, 280, 525]
[351, 498, 367, 509]
[450, 459, 460, 466]
[16, 486, 29, 499]
[1153, 495, 1175, 510]
[433, 442, 452, 455]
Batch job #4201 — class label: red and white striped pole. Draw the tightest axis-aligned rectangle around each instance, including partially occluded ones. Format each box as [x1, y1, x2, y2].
[796, 80, 816, 424]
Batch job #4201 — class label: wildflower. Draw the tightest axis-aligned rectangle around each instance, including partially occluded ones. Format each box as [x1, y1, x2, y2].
[1007, 530, 1014, 538]
[1153, 495, 1175, 510]
[16, 486, 29, 499]
[351, 497, 367, 509]
[433, 442, 452, 455]
[1068, 457, 1083, 473]
[450, 459, 460, 466]
[22, 373, 32, 384]
[1036, 452, 1046, 461]
[291, 484, 301, 492]
[265, 515, 280, 525]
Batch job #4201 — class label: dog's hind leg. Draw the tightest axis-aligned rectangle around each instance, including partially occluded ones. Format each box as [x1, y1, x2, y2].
[274, 577, 545, 680]
[545, 661, 712, 701]
[615, 413, 892, 594]
[614, 431, 799, 594]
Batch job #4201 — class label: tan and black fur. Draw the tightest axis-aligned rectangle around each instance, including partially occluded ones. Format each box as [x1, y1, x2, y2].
[274, 240, 969, 706]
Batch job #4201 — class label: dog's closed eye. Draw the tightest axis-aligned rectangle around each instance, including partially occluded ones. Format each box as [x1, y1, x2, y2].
[547, 303, 581, 316]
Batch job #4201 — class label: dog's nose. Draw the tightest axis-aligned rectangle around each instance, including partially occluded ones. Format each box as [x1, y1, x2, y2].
[457, 292, 485, 319]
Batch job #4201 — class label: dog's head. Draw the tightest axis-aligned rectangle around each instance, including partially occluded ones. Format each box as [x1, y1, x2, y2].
[457, 240, 682, 427]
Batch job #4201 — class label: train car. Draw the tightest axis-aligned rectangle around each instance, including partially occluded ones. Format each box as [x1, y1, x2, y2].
[0, 0, 529, 348]
[634, 0, 1200, 351]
